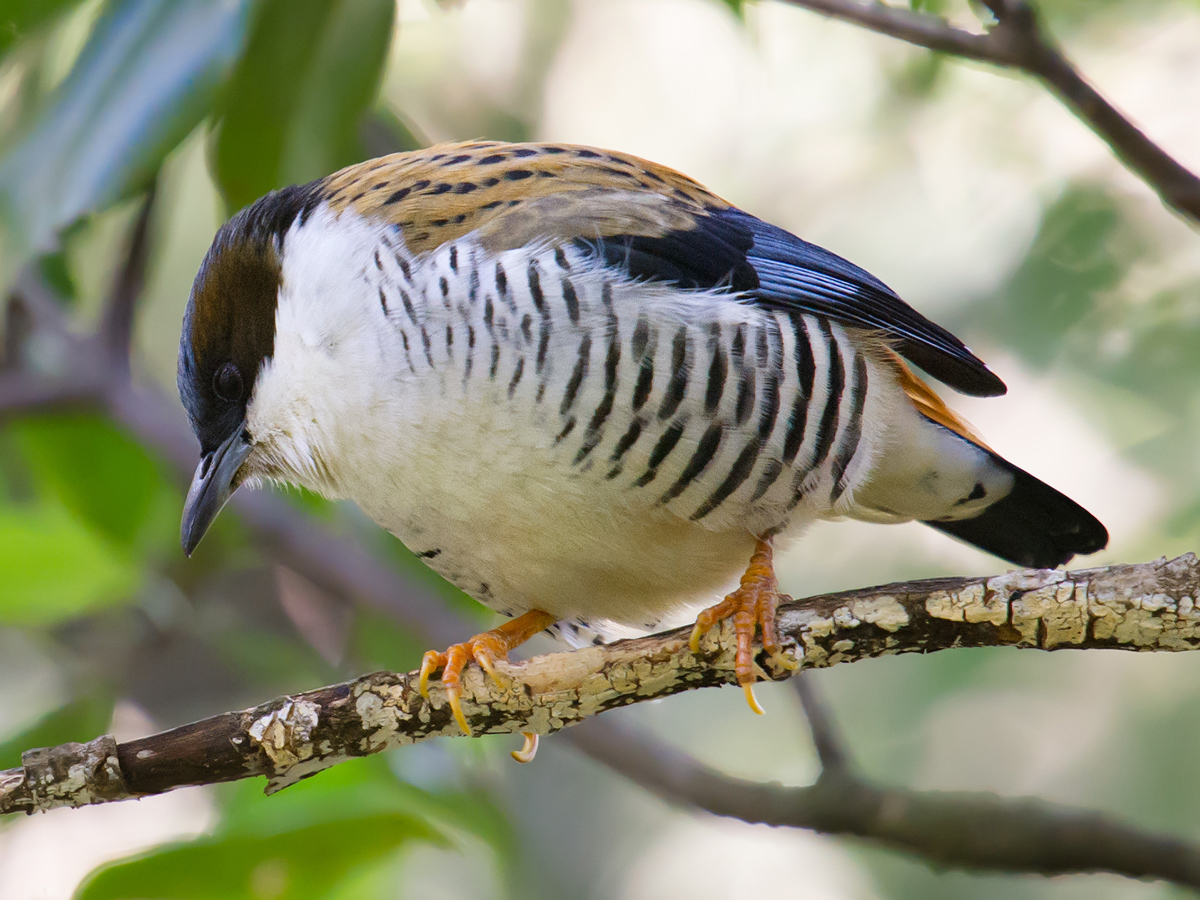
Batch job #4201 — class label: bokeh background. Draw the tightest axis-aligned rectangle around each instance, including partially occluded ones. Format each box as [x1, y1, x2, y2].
[0, 0, 1199, 897]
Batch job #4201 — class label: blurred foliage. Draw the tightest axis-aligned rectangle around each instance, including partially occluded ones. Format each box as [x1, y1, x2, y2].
[211, 0, 395, 210]
[0, 0, 252, 263]
[0, 694, 114, 769]
[0, 0, 87, 57]
[0, 0, 1197, 899]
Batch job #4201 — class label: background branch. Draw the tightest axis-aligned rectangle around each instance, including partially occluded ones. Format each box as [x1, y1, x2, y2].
[779, 0, 1200, 224]
[3, 555, 1200, 888]
[98, 181, 157, 370]
[566, 719, 1200, 888]
[793, 673, 852, 774]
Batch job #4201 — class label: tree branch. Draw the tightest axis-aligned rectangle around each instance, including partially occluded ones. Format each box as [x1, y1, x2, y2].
[2, 554, 1196, 816]
[99, 181, 157, 370]
[779, 0, 1200, 224]
[565, 718, 1200, 887]
[6, 275, 1200, 888]
[794, 672, 852, 774]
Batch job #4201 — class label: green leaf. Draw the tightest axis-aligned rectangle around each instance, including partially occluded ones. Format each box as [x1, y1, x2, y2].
[219, 753, 502, 852]
[0, 693, 114, 770]
[0, 0, 253, 260]
[715, 0, 748, 19]
[963, 186, 1139, 368]
[211, 0, 395, 211]
[78, 757, 448, 900]
[0, 0, 89, 58]
[74, 813, 435, 900]
[0, 502, 140, 625]
[9, 413, 173, 552]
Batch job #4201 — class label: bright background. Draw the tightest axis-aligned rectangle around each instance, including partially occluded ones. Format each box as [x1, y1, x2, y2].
[0, 0, 1199, 897]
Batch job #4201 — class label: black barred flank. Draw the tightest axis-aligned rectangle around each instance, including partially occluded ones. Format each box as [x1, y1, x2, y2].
[609, 418, 645, 468]
[757, 371, 780, 442]
[782, 315, 814, 464]
[574, 329, 621, 465]
[809, 319, 843, 470]
[657, 327, 689, 420]
[555, 417, 576, 443]
[691, 438, 763, 521]
[508, 357, 525, 398]
[560, 333, 591, 415]
[463, 326, 474, 382]
[528, 262, 546, 315]
[632, 316, 650, 360]
[829, 353, 867, 504]
[420, 326, 433, 367]
[400, 289, 418, 324]
[735, 370, 756, 427]
[562, 277, 580, 323]
[636, 421, 685, 487]
[705, 325, 727, 415]
[536, 321, 551, 374]
[731, 325, 745, 368]
[749, 457, 784, 502]
[660, 421, 724, 504]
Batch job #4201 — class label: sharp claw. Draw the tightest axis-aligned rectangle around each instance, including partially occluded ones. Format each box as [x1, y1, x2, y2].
[511, 732, 539, 763]
[447, 688, 472, 736]
[770, 649, 800, 672]
[743, 682, 765, 715]
[688, 622, 705, 654]
[418, 651, 443, 699]
[475, 651, 505, 687]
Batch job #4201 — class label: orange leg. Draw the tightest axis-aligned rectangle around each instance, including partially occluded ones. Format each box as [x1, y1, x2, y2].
[419, 609, 556, 735]
[689, 537, 798, 713]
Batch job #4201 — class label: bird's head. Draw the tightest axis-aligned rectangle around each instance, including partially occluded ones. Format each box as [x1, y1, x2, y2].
[177, 182, 323, 555]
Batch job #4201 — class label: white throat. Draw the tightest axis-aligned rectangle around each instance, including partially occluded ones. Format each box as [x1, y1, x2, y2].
[244, 207, 406, 498]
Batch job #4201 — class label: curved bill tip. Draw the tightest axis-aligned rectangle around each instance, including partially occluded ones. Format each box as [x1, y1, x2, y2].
[181, 430, 252, 556]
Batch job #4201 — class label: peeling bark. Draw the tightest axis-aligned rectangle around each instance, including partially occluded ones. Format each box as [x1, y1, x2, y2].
[2, 553, 1196, 815]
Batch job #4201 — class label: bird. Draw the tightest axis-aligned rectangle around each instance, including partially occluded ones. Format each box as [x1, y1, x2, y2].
[178, 140, 1108, 736]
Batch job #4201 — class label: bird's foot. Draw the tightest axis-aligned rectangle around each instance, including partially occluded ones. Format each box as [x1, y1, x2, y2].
[418, 608, 556, 736]
[689, 538, 798, 714]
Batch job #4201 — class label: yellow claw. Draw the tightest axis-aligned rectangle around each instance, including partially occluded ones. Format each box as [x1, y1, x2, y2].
[475, 651, 507, 687]
[446, 687, 472, 736]
[418, 650, 443, 699]
[769, 649, 800, 672]
[511, 732, 539, 764]
[688, 622, 706, 655]
[743, 682, 765, 715]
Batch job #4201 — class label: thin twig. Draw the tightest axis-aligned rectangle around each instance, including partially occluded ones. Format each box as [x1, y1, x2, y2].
[0, 371, 101, 414]
[779, 0, 1200, 224]
[793, 672, 851, 774]
[99, 181, 157, 370]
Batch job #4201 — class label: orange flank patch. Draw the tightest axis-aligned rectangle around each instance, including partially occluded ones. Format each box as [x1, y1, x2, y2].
[886, 348, 993, 451]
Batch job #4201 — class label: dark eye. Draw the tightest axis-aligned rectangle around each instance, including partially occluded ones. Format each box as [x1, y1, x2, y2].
[213, 362, 244, 402]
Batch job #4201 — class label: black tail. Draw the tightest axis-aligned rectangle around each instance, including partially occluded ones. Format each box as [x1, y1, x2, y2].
[924, 456, 1108, 569]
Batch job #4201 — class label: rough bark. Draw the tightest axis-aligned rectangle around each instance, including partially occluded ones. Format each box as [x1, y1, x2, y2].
[3, 553, 1195, 815]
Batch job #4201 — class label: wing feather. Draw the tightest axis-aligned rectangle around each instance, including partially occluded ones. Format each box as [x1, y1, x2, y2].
[319, 141, 1004, 397]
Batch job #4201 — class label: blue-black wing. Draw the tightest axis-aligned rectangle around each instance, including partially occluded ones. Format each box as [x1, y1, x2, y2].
[579, 206, 1005, 398]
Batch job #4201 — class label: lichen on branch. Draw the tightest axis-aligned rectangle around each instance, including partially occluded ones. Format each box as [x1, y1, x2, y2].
[1, 553, 1196, 816]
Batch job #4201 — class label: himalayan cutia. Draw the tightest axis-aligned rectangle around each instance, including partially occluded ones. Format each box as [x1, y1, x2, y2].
[178, 141, 1108, 736]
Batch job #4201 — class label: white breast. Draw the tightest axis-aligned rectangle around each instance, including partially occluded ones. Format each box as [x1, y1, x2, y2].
[246, 207, 905, 633]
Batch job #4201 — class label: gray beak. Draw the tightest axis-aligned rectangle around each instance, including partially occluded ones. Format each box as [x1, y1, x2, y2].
[181, 428, 252, 556]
